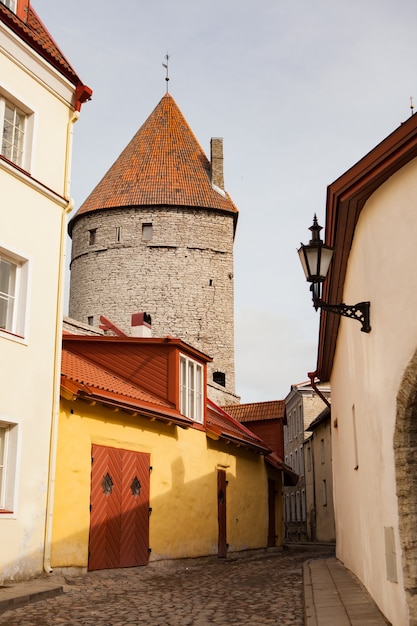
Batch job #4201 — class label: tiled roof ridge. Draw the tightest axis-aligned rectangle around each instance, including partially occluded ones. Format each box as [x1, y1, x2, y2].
[69, 92, 238, 230]
[223, 399, 284, 410]
[0, 3, 82, 85]
[222, 400, 286, 423]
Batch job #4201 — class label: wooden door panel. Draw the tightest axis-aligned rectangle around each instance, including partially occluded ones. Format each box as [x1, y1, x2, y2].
[89, 445, 122, 571]
[88, 445, 150, 571]
[120, 450, 150, 567]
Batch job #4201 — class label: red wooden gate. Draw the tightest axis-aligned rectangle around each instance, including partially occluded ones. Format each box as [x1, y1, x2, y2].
[88, 445, 150, 571]
[217, 469, 227, 558]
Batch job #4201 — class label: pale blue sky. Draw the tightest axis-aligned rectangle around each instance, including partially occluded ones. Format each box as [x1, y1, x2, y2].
[34, 0, 416, 402]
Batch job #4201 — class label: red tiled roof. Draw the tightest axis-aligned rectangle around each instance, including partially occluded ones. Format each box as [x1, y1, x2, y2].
[222, 400, 286, 423]
[61, 348, 193, 429]
[0, 3, 84, 86]
[69, 93, 238, 231]
[206, 400, 271, 455]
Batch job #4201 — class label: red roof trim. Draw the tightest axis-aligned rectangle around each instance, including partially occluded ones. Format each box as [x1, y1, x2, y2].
[1, 3, 92, 105]
[317, 113, 417, 382]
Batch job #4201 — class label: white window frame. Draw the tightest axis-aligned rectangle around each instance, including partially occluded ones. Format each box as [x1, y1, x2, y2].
[301, 488, 306, 521]
[0, 96, 26, 168]
[0, 418, 20, 515]
[0, 245, 30, 341]
[0, 90, 33, 172]
[180, 354, 203, 423]
[0, 0, 17, 12]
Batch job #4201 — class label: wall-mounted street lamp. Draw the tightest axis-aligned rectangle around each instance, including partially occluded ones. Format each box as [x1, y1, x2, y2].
[298, 215, 371, 333]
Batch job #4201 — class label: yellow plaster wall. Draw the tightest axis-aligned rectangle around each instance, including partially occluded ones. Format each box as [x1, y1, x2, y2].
[51, 399, 270, 568]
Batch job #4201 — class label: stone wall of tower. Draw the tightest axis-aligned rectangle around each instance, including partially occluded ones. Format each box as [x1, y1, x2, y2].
[69, 205, 239, 403]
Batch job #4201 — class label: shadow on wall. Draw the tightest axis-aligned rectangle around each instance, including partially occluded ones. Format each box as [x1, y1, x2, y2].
[44, 438, 272, 575]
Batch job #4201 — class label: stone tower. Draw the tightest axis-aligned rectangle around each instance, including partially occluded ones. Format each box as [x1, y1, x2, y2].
[68, 93, 240, 405]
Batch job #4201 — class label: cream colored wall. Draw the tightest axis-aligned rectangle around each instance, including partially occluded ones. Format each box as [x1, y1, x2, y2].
[52, 399, 270, 568]
[0, 24, 76, 192]
[330, 157, 417, 625]
[311, 420, 335, 543]
[0, 25, 76, 581]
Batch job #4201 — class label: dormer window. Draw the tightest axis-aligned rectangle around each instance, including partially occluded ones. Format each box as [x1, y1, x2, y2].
[0, 0, 16, 12]
[180, 354, 203, 423]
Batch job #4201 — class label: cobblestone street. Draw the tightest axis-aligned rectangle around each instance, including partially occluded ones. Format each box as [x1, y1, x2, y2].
[0, 545, 334, 626]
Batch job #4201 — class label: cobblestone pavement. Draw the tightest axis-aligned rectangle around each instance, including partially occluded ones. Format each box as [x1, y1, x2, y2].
[0, 545, 334, 626]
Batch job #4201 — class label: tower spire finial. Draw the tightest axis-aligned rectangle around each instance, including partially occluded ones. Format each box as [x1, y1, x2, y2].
[162, 53, 170, 93]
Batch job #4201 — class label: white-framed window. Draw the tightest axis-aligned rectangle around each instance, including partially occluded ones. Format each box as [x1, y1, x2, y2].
[294, 449, 298, 474]
[290, 492, 295, 521]
[1, 96, 26, 167]
[299, 404, 303, 434]
[180, 354, 203, 423]
[0, 246, 29, 339]
[296, 491, 301, 521]
[299, 445, 304, 476]
[294, 410, 297, 438]
[0, 419, 19, 514]
[0, 0, 16, 13]
[301, 488, 306, 521]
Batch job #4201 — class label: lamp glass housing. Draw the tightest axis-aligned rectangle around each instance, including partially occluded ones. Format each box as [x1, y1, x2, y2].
[298, 242, 333, 283]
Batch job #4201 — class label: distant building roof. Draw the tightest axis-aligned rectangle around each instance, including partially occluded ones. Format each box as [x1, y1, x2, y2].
[222, 400, 286, 423]
[207, 401, 271, 455]
[69, 93, 238, 232]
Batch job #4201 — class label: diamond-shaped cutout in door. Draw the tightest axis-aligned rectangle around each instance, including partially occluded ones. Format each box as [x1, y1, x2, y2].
[102, 473, 113, 495]
[131, 476, 141, 497]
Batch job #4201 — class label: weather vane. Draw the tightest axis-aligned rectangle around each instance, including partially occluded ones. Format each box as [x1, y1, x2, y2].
[410, 96, 414, 117]
[162, 54, 170, 93]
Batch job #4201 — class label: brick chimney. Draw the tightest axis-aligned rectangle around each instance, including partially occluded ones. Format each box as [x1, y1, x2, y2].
[210, 138, 224, 193]
[131, 312, 152, 337]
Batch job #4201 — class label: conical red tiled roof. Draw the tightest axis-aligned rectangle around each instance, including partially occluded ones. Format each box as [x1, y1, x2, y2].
[69, 93, 238, 231]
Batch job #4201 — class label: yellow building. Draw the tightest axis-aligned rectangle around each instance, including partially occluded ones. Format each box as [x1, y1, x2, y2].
[52, 333, 284, 571]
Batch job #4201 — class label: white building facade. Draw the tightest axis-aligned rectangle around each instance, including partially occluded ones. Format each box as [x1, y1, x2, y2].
[315, 112, 417, 625]
[0, 0, 90, 581]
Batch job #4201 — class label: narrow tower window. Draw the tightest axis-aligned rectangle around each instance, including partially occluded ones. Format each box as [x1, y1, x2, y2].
[115, 226, 121, 242]
[88, 229, 96, 245]
[87, 316, 94, 326]
[142, 223, 153, 241]
[213, 371, 226, 387]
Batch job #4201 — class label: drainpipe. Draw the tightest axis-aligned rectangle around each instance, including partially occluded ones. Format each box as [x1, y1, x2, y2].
[43, 109, 79, 575]
[308, 371, 330, 409]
